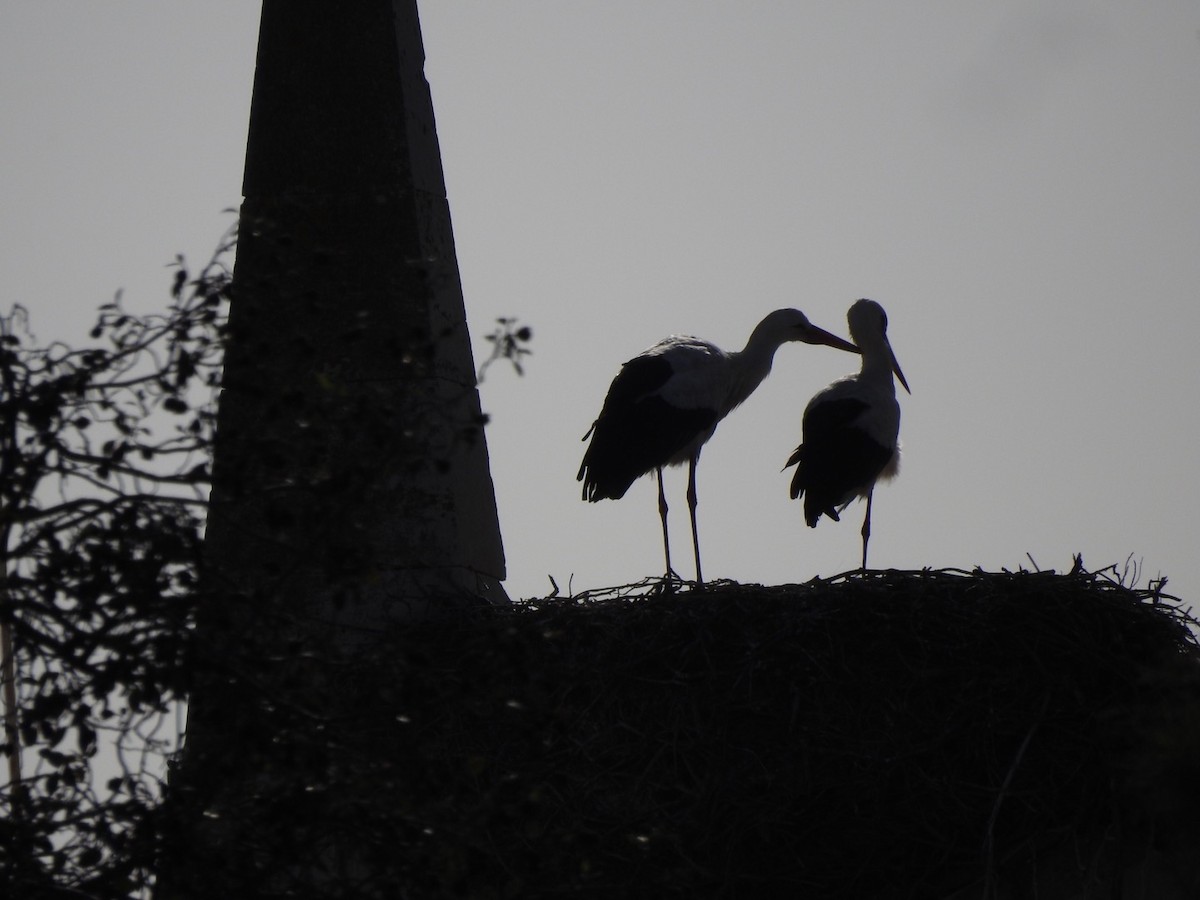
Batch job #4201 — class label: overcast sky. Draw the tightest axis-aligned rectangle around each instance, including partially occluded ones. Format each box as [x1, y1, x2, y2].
[3, 2, 1198, 608]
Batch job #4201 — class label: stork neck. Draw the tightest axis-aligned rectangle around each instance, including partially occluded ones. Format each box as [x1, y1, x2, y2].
[728, 331, 785, 406]
[858, 336, 896, 387]
[739, 321, 791, 366]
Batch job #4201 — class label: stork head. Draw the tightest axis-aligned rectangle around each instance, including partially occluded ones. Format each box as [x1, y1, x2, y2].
[756, 308, 859, 354]
[848, 298, 910, 393]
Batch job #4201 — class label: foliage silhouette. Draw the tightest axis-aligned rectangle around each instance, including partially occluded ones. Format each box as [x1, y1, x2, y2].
[0, 227, 233, 899]
[1, 224, 530, 899]
[477, 317, 533, 382]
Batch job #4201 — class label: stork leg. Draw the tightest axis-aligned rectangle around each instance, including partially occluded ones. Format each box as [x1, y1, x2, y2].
[860, 487, 874, 570]
[656, 467, 675, 580]
[687, 454, 703, 586]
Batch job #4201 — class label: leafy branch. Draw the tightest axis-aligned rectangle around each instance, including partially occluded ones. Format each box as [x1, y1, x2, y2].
[0, 225, 233, 898]
[477, 317, 532, 382]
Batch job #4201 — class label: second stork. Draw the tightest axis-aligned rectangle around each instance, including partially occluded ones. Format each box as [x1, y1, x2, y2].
[785, 298, 910, 569]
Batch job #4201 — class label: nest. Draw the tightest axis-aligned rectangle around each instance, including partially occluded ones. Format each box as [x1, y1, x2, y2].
[323, 563, 1194, 899]
[176, 565, 1200, 899]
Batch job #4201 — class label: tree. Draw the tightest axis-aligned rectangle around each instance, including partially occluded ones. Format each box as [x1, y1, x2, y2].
[0, 230, 233, 898]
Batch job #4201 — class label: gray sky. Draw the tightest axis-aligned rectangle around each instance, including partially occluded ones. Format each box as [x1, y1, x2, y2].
[4, 2, 1198, 606]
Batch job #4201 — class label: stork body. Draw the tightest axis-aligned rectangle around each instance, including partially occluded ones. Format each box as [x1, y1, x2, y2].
[579, 309, 858, 584]
[786, 299, 910, 568]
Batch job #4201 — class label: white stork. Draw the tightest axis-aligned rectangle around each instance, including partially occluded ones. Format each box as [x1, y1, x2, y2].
[785, 298, 910, 569]
[578, 308, 859, 584]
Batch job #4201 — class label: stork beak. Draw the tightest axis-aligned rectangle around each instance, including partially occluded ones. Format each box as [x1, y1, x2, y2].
[888, 343, 911, 394]
[803, 325, 860, 355]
